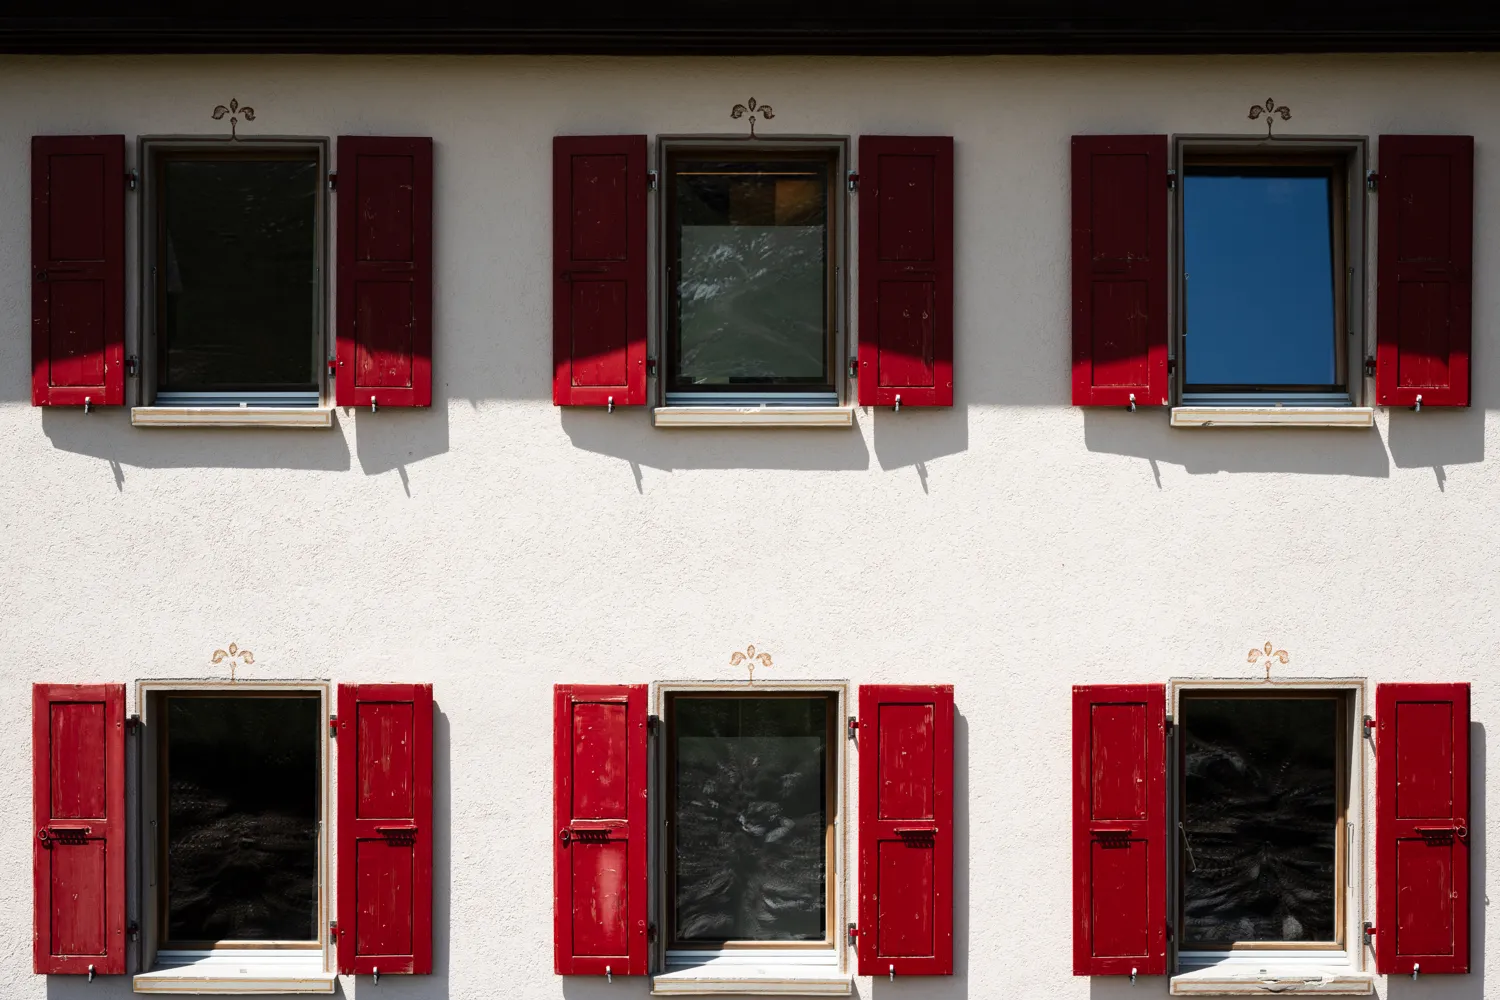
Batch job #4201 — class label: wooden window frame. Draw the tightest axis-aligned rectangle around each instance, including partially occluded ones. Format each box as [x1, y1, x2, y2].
[137, 136, 329, 407]
[1172, 136, 1368, 407]
[136, 681, 331, 971]
[656, 136, 850, 408]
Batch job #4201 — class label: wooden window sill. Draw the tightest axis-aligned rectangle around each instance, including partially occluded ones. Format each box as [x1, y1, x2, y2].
[131, 406, 334, 429]
[652, 968, 851, 996]
[652, 406, 854, 428]
[133, 950, 333, 994]
[1170, 968, 1373, 995]
[1170, 406, 1375, 428]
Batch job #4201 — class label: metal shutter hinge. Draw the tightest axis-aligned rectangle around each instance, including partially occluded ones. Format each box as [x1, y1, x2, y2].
[327, 358, 337, 378]
[1363, 356, 1376, 379]
[647, 169, 658, 191]
[1167, 169, 1177, 190]
[848, 357, 858, 379]
[126, 714, 140, 733]
[847, 171, 859, 192]
[1363, 715, 1375, 742]
[1363, 922, 1375, 950]
[329, 920, 338, 943]
[847, 923, 858, 946]
[128, 920, 140, 941]
[329, 716, 338, 738]
[126, 355, 139, 378]
[847, 716, 858, 741]
[647, 714, 659, 734]
[328, 172, 337, 191]
[126, 170, 137, 191]
[647, 922, 657, 942]
[646, 357, 657, 378]
[1366, 170, 1378, 192]
[1164, 715, 1174, 733]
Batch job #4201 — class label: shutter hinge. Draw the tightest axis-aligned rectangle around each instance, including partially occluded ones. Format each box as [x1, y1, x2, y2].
[847, 171, 859, 193]
[1164, 715, 1174, 733]
[126, 714, 140, 733]
[847, 923, 859, 946]
[327, 171, 337, 191]
[848, 356, 858, 379]
[1363, 922, 1375, 949]
[1366, 170, 1379, 192]
[1167, 168, 1177, 190]
[128, 920, 140, 941]
[647, 169, 658, 191]
[1167, 357, 1177, 374]
[847, 716, 858, 741]
[646, 357, 658, 378]
[647, 714, 659, 734]
[647, 922, 657, 942]
[126, 355, 139, 378]
[1166, 920, 1174, 942]
[329, 716, 338, 738]
[1363, 715, 1376, 742]
[126, 169, 137, 191]
[327, 358, 338, 379]
[1364, 356, 1377, 379]
[329, 920, 338, 943]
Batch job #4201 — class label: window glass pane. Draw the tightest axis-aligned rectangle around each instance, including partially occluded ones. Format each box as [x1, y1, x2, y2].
[672, 697, 829, 942]
[1182, 698, 1338, 944]
[1184, 170, 1338, 388]
[671, 159, 830, 388]
[160, 157, 318, 391]
[165, 696, 320, 942]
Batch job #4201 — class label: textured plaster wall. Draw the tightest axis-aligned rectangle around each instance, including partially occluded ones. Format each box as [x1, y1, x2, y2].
[0, 53, 1497, 1000]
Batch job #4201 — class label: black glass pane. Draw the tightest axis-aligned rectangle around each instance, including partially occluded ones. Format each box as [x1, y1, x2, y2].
[166, 696, 319, 942]
[1182, 699, 1338, 944]
[160, 157, 318, 390]
[673, 697, 829, 942]
[1184, 170, 1338, 388]
[671, 160, 829, 387]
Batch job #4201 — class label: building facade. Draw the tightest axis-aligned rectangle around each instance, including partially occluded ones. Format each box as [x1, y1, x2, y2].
[4, 9, 1496, 1000]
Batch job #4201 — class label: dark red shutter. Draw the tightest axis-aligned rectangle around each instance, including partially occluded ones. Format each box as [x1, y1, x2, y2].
[1072, 684, 1166, 977]
[337, 683, 434, 976]
[1071, 136, 1169, 407]
[1376, 136, 1473, 408]
[553, 136, 648, 407]
[31, 136, 125, 407]
[335, 137, 433, 408]
[33, 684, 126, 975]
[1375, 683, 1470, 975]
[857, 684, 954, 976]
[553, 684, 649, 976]
[857, 136, 954, 408]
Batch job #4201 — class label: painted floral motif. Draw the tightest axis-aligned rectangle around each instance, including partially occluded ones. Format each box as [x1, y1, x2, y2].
[212, 642, 255, 680]
[730, 97, 775, 137]
[1247, 98, 1291, 136]
[212, 97, 256, 139]
[1247, 641, 1289, 679]
[730, 643, 773, 681]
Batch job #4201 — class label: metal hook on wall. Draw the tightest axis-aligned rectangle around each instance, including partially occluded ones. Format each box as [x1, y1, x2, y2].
[606, 965, 613, 984]
[373, 967, 379, 985]
[1127, 392, 1136, 412]
[84, 396, 92, 414]
[1413, 393, 1423, 413]
[889, 964, 895, 982]
[1412, 963, 1420, 981]
[1130, 967, 1138, 986]
[894, 394, 902, 413]
[607, 395, 615, 413]
[87, 964, 95, 983]
[371, 396, 378, 414]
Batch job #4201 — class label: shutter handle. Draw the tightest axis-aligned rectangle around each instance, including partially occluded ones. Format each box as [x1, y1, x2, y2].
[559, 828, 571, 845]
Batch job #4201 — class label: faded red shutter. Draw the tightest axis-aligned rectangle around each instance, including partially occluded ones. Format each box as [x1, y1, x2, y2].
[1375, 683, 1470, 975]
[1376, 136, 1473, 408]
[1072, 684, 1166, 977]
[337, 683, 434, 976]
[1071, 136, 1169, 407]
[857, 136, 954, 408]
[856, 684, 954, 976]
[33, 683, 126, 975]
[31, 136, 126, 407]
[553, 684, 649, 976]
[335, 137, 433, 408]
[553, 136, 648, 407]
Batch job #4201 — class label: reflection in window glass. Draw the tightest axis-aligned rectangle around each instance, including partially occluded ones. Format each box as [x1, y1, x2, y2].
[1184, 170, 1338, 388]
[672, 697, 829, 943]
[159, 157, 318, 391]
[670, 159, 830, 389]
[1181, 698, 1338, 945]
[165, 696, 319, 942]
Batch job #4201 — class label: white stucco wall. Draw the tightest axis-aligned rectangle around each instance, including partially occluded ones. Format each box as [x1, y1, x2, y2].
[1, 52, 1496, 1000]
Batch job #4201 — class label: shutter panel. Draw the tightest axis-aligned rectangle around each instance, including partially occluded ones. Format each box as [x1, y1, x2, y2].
[553, 136, 648, 407]
[1072, 684, 1166, 976]
[856, 684, 954, 976]
[857, 136, 954, 408]
[1071, 136, 1169, 407]
[31, 136, 126, 408]
[553, 684, 649, 976]
[33, 683, 126, 975]
[335, 137, 434, 408]
[336, 683, 434, 975]
[1376, 136, 1473, 408]
[1375, 683, 1470, 975]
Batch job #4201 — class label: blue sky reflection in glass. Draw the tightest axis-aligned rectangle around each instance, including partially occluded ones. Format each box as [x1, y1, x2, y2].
[1184, 171, 1337, 388]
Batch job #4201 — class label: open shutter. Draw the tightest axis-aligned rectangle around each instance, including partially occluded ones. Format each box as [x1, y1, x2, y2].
[1376, 136, 1473, 408]
[856, 684, 954, 976]
[32, 136, 126, 407]
[857, 136, 954, 408]
[553, 136, 648, 407]
[336, 683, 434, 976]
[1375, 683, 1470, 975]
[335, 137, 433, 408]
[1072, 684, 1166, 976]
[33, 683, 126, 975]
[1071, 136, 1169, 407]
[553, 684, 649, 976]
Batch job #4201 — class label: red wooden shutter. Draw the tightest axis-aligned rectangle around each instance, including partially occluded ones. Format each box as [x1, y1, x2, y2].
[553, 136, 648, 407]
[33, 683, 126, 975]
[553, 684, 649, 976]
[1376, 136, 1473, 408]
[857, 684, 954, 976]
[31, 136, 126, 408]
[1072, 684, 1166, 976]
[1375, 682, 1470, 975]
[1071, 136, 1169, 407]
[335, 137, 433, 408]
[857, 136, 954, 408]
[337, 683, 434, 976]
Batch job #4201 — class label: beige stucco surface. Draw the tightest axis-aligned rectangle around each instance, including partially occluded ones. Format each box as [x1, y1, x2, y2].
[0, 53, 1497, 999]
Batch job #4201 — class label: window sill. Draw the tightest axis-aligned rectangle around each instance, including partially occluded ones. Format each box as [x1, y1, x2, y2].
[1170, 967, 1373, 995]
[133, 950, 333, 994]
[131, 406, 334, 429]
[652, 406, 854, 428]
[652, 967, 851, 996]
[1170, 406, 1374, 428]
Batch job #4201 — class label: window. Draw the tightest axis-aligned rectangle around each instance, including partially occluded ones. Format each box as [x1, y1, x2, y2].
[144, 141, 325, 407]
[1176, 144, 1363, 408]
[667, 694, 835, 948]
[663, 143, 843, 407]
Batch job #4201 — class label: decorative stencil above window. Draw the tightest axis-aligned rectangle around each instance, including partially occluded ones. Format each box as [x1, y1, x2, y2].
[211, 97, 256, 139]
